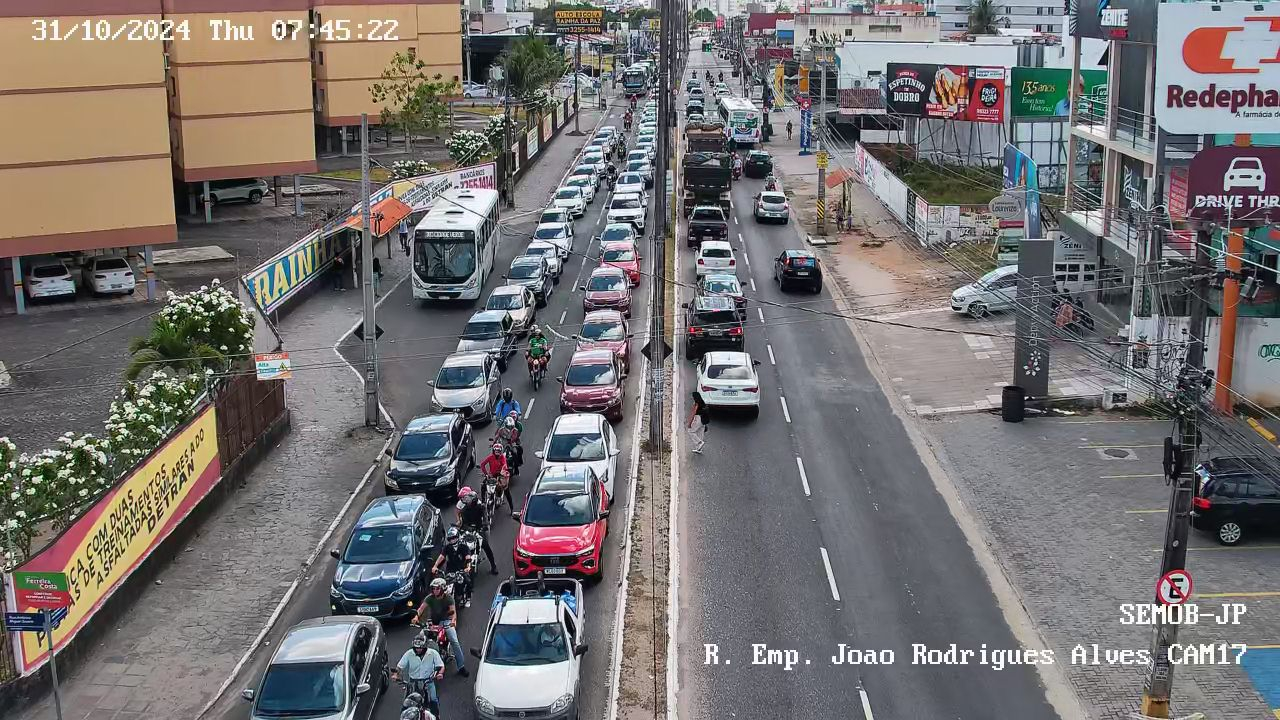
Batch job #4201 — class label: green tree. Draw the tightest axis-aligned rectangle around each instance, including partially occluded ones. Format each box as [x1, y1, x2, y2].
[369, 48, 458, 152]
[693, 8, 715, 22]
[628, 8, 661, 28]
[499, 31, 569, 108]
[125, 316, 225, 381]
[775, 3, 792, 11]
[967, 0, 1004, 34]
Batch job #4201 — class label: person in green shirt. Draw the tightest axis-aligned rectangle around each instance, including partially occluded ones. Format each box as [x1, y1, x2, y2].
[526, 325, 550, 374]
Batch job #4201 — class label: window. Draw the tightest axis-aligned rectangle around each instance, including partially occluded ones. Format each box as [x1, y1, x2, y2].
[1036, 6, 1043, 14]
[1252, 480, 1280, 499]
[844, 28, 852, 36]
[318, 51, 325, 65]
[809, 29, 817, 37]
[563, 611, 578, 644]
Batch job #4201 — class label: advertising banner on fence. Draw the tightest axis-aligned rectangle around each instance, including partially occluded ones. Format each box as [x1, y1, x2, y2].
[541, 114, 553, 142]
[1010, 67, 1108, 118]
[526, 127, 540, 159]
[554, 8, 603, 34]
[886, 64, 1006, 122]
[1156, 2, 1280, 135]
[5, 405, 220, 675]
[243, 163, 496, 314]
[1187, 145, 1280, 222]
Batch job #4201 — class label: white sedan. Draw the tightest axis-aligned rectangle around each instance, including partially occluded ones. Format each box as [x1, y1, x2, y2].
[525, 241, 564, 278]
[695, 240, 737, 276]
[566, 174, 597, 203]
[83, 255, 136, 296]
[533, 221, 575, 259]
[552, 187, 587, 218]
[615, 172, 646, 197]
[695, 351, 762, 417]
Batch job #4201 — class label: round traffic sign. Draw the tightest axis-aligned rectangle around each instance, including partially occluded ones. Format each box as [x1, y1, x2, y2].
[1157, 569, 1194, 605]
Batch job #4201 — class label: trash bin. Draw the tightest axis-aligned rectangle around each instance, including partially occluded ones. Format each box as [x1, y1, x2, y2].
[1001, 385, 1025, 423]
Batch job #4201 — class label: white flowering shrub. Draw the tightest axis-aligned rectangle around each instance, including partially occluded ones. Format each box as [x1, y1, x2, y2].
[105, 371, 206, 475]
[160, 279, 253, 365]
[484, 115, 513, 153]
[391, 159, 437, 179]
[445, 129, 490, 165]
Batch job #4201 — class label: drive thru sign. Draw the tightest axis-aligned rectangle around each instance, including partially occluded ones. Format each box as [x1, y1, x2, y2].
[1157, 569, 1193, 605]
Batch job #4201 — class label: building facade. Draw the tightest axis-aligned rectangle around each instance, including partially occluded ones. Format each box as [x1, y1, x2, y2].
[792, 12, 940, 45]
[932, 0, 1064, 36]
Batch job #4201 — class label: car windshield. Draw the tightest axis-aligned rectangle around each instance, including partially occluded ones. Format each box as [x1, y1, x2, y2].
[255, 662, 345, 717]
[695, 309, 740, 325]
[343, 526, 414, 563]
[701, 247, 731, 259]
[96, 257, 130, 270]
[706, 364, 754, 380]
[534, 226, 567, 240]
[702, 279, 738, 295]
[463, 320, 504, 339]
[397, 430, 451, 461]
[574, 165, 594, 176]
[541, 212, 567, 224]
[627, 163, 647, 173]
[619, 174, 643, 186]
[628, 153, 646, 161]
[584, 154, 604, 164]
[526, 245, 556, 259]
[566, 362, 616, 386]
[484, 622, 570, 666]
[978, 267, 1012, 286]
[588, 274, 627, 291]
[436, 364, 484, 389]
[602, 248, 635, 262]
[523, 491, 594, 526]
[486, 293, 524, 311]
[750, 153, 770, 162]
[508, 263, 541, 280]
[580, 320, 624, 342]
[611, 197, 642, 210]
[600, 227, 634, 242]
[691, 209, 723, 221]
[556, 189, 581, 200]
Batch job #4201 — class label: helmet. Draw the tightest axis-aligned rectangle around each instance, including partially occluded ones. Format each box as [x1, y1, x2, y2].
[492, 443, 504, 455]
[507, 410, 520, 419]
[446, 526, 460, 543]
[459, 486, 477, 503]
[502, 387, 513, 402]
[401, 707, 422, 720]
[430, 577, 447, 592]
[505, 417, 517, 428]
[530, 325, 542, 336]
[411, 634, 428, 650]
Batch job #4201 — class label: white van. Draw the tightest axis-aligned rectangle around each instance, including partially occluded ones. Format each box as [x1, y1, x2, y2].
[950, 264, 1019, 318]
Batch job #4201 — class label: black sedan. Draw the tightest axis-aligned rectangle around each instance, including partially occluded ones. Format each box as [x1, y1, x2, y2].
[773, 249, 824, 293]
[384, 412, 475, 502]
[329, 495, 443, 619]
[744, 150, 773, 178]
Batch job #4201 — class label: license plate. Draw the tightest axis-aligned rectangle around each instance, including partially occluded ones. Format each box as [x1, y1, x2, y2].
[357, 605, 380, 614]
[721, 390, 738, 396]
[708, 330, 724, 336]
[110, 284, 123, 289]
[544, 567, 567, 575]
[794, 271, 810, 276]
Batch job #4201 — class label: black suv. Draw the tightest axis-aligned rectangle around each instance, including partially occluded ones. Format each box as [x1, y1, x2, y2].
[773, 249, 823, 293]
[744, 150, 773, 178]
[1192, 457, 1280, 545]
[683, 295, 743, 357]
[385, 413, 475, 503]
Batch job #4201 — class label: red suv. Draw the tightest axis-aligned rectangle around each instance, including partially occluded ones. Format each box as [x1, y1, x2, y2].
[575, 310, 632, 376]
[512, 465, 610, 580]
[580, 266, 632, 316]
[599, 241, 642, 286]
[558, 348, 626, 421]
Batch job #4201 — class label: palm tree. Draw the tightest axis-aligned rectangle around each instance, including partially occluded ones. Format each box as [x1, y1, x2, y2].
[499, 31, 568, 108]
[968, 0, 1003, 34]
[125, 315, 226, 380]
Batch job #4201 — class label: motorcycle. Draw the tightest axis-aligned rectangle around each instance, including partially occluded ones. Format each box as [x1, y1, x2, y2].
[732, 161, 742, 180]
[414, 624, 453, 668]
[492, 431, 522, 476]
[624, 116, 632, 131]
[481, 472, 500, 522]
[459, 527, 484, 568]
[398, 681, 438, 720]
[443, 567, 472, 609]
[764, 175, 779, 192]
[527, 351, 550, 390]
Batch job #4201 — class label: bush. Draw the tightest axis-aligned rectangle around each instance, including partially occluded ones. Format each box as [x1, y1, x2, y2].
[446, 129, 491, 165]
[391, 159, 437, 179]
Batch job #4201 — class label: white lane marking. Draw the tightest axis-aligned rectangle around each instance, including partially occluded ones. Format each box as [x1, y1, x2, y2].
[743, 253, 750, 267]
[767, 344, 776, 365]
[859, 688, 876, 720]
[757, 307, 765, 322]
[749, 277, 756, 292]
[779, 396, 791, 423]
[559, 309, 568, 324]
[0, 361, 10, 389]
[524, 396, 536, 420]
[737, 232, 744, 244]
[796, 456, 811, 496]
[820, 547, 841, 601]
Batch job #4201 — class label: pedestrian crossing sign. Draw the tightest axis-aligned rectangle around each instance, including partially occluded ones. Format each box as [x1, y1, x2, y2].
[816, 151, 829, 170]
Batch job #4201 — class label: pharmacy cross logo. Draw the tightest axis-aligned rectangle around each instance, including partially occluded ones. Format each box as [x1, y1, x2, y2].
[1182, 16, 1280, 75]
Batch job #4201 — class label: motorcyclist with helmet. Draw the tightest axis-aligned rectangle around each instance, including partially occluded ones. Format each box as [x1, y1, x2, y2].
[432, 526, 475, 606]
[526, 326, 551, 376]
[413, 578, 468, 677]
[392, 628, 445, 717]
[456, 486, 499, 572]
[493, 387, 521, 424]
[495, 414, 524, 475]
[478, 442, 514, 509]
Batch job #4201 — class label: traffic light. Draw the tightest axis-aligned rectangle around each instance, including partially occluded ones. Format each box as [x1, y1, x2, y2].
[702, 41, 712, 52]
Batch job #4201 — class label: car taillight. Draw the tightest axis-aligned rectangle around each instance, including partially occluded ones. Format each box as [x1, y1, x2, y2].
[743, 387, 758, 393]
[1192, 496, 1211, 511]
[700, 385, 715, 392]
[688, 326, 702, 335]
[728, 259, 735, 265]
[697, 258, 705, 264]
[728, 326, 742, 336]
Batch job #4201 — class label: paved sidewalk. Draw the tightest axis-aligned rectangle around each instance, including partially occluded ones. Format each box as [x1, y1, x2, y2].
[12, 96, 609, 720]
[766, 108, 1132, 416]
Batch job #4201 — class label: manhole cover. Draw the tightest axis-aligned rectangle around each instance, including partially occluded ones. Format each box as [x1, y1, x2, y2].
[1096, 447, 1137, 461]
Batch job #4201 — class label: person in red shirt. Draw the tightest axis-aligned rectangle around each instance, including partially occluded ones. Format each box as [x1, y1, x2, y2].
[478, 443, 513, 509]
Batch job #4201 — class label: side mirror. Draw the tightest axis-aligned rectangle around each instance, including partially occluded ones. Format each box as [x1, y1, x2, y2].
[578, 286, 586, 292]
[574, 643, 590, 657]
[752, 359, 762, 366]
[356, 682, 371, 696]
[571, 334, 580, 340]
[384, 446, 393, 457]
[681, 302, 689, 309]
[501, 274, 508, 279]
[534, 450, 545, 459]
[510, 511, 522, 520]
[556, 376, 565, 384]
[609, 446, 621, 457]
[470, 647, 483, 660]
[330, 549, 340, 559]
[427, 380, 435, 387]
[242, 689, 255, 702]
[626, 333, 635, 338]
[600, 509, 611, 518]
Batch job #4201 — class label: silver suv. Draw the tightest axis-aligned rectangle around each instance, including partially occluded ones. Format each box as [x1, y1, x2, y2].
[208, 178, 269, 205]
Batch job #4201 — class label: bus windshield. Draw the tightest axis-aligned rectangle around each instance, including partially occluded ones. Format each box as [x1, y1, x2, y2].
[730, 111, 758, 128]
[415, 238, 476, 284]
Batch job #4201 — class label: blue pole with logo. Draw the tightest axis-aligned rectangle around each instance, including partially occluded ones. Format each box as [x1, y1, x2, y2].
[799, 108, 812, 155]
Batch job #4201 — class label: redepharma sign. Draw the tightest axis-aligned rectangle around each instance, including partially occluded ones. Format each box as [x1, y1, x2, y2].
[885, 64, 1006, 123]
[1156, 2, 1280, 135]
[1010, 67, 1108, 118]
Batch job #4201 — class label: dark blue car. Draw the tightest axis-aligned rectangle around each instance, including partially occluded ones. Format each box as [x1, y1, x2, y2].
[329, 495, 442, 620]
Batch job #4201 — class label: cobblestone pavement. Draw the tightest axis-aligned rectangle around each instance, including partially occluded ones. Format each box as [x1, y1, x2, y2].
[10, 103, 603, 720]
[925, 412, 1278, 719]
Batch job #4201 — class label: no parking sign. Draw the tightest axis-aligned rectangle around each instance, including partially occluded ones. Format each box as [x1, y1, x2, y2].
[1157, 569, 1193, 605]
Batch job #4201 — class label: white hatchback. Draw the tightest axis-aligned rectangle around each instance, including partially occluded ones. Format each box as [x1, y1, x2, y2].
[83, 255, 136, 295]
[533, 412, 620, 497]
[553, 187, 587, 218]
[695, 240, 737, 276]
[24, 258, 76, 300]
[615, 172, 646, 197]
[566, 174, 597, 203]
[696, 351, 762, 416]
[525, 241, 564, 278]
[532, 222, 575, 259]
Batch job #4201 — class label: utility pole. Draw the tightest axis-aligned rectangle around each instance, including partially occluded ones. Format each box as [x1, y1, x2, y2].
[649, 0, 672, 453]
[1139, 226, 1212, 718]
[359, 114, 380, 428]
[573, 38, 582, 134]
[816, 46, 827, 235]
[500, 69, 515, 208]
[461, 6, 471, 84]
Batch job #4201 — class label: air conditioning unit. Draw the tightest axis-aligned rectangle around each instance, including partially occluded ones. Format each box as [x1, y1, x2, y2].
[1103, 388, 1130, 410]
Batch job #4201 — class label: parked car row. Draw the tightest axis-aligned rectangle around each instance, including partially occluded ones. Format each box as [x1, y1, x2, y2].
[22, 254, 138, 302]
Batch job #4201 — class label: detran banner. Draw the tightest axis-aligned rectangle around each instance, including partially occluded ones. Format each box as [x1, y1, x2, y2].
[1010, 67, 1108, 118]
[5, 406, 220, 675]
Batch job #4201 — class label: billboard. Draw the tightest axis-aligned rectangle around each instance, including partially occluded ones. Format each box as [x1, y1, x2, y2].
[554, 9, 604, 34]
[5, 406, 220, 675]
[1187, 146, 1280, 223]
[1155, 3, 1280, 136]
[1070, 0, 1158, 44]
[1003, 144, 1042, 239]
[885, 64, 1006, 123]
[1010, 67, 1108, 118]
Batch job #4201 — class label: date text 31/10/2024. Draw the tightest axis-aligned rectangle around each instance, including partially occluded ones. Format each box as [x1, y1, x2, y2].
[702, 643, 1249, 671]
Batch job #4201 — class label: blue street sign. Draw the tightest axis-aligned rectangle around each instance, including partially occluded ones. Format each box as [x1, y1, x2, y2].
[799, 109, 812, 153]
[4, 612, 46, 632]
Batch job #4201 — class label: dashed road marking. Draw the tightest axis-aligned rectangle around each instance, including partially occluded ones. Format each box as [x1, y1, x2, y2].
[559, 309, 568, 324]
[1199, 591, 1280, 599]
[820, 547, 840, 601]
[796, 456, 811, 496]
[0, 361, 10, 390]
[1124, 509, 1165, 514]
[525, 397, 536, 420]
[859, 688, 876, 720]
[767, 344, 776, 365]
[780, 396, 791, 423]
[743, 253, 750, 267]
[749, 278, 756, 292]
[757, 307, 765, 322]
[738, 233, 744, 244]
[1100, 473, 1163, 479]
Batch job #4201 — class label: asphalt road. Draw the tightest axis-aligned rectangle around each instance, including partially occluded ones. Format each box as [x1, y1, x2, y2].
[673, 50, 1059, 718]
[206, 102, 651, 720]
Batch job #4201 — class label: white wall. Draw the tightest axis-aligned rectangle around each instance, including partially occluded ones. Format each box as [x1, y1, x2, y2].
[1127, 314, 1280, 407]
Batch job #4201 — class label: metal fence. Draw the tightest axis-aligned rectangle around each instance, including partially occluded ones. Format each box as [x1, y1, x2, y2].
[214, 373, 287, 469]
[0, 584, 15, 682]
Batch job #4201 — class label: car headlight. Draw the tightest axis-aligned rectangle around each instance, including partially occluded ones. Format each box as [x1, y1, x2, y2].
[516, 546, 533, 557]
[384, 474, 400, 489]
[330, 585, 344, 600]
[431, 398, 443, 411]
[549, 694, 575, 714]
[575, 546, 596, 556]
[476, 696, 495, 714]
[392, 580, 415, 598]
[472, 395, 487, 410]
[433, 470, 455, 487]
[464, 275, 479, 289]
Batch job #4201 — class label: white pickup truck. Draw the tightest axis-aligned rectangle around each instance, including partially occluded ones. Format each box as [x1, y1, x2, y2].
[471, 576, 588, 720]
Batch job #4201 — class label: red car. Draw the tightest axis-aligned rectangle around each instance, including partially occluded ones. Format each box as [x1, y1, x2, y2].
[575, 310, 632, 376]
[558, 348, 625, 421]
[599, 241, 642, 286]
[512, 465, 610, 580]
[580, 266, 632, 316]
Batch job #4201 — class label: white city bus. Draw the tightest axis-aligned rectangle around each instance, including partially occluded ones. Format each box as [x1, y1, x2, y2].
[717, 97, 762, 146]
[411, 188, 500, 301]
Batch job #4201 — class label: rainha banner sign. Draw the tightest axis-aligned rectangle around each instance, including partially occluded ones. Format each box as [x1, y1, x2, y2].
[554, 8, 603, 34]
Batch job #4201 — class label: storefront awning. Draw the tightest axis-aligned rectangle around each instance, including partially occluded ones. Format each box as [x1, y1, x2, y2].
[340, 197, 414, 238]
